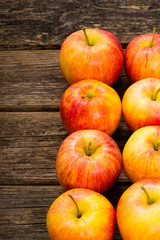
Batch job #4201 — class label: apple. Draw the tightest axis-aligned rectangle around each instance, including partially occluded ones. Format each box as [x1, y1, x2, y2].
[56, 129, 122, 193]
[122, 78, 160, 132]
[60, 79, 122, 136]
[60, 28, 124, 86]
[125, 27, 160, 83]
[47, 188, 116, 240]
[122, 125, 160, 183]
[116, 179, 160, 240]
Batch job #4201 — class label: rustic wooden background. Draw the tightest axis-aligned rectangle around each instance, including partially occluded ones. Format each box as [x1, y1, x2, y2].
[1, 1, 160, 239]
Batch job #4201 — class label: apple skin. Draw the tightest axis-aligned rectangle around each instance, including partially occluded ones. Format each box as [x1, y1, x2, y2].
[122, 78, 160, 132]
[47, 188, 116, 240]
[60, 79, 122, 136]
[125, 32, 160, 83]
[56, 129, 122, 193]
[60, 28, 124, 86]
[116, 179, 160, 240]
[122, 126, 160, 183]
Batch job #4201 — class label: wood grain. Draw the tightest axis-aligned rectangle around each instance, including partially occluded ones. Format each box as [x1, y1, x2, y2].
[0, 111, 132, 185]
[0, 50, 130, 111]
[0, 184, 130, 239]
[0, 112, 65, 184]
[0, 0, 160, 49]
[0, 50, 69, 111]
[0, 185, 63, 240]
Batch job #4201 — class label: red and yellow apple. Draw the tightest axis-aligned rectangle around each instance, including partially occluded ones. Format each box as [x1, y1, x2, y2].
[47, 188, 116, 240]
[60, 28, 124, 86]
[125, 28, 160, 83]
[116, 179, 160, 240]
[60, 79, 122, 136]
[122, 78, 160, 132]
[122, 126, 160, 183]
[56, 129, 122, 193]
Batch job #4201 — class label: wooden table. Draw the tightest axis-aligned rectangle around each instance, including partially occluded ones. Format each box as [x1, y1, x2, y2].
[1, 1, 160, 239]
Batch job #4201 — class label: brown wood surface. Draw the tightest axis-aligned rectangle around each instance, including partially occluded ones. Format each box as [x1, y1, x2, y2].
[0, 47, 131, 238]
[0, 184, 130, 240]
[1, 1, 160, 239]
[0, 111, 131, 185]
[0, 0, 160, 49]
[0, 50, 68, 111]
[0, 50, 129, 111]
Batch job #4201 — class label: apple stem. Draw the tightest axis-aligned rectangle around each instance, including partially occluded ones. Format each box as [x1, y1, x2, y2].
[152, 87, 160, 101]
[154, 142, 160, 151]
[68, 194, 81, 218]
[84, 141, 93, 156]
[88, 141, 92, 151]
[82, 93, 93, 99]
[150, 27, 156, 47]
[83, 28, 91, 46]
[141, 186, 154, 205]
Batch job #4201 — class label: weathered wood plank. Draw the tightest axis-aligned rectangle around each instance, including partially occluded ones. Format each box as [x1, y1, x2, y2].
[0, 50, 130, 111]
[0, 112, 66, 137]
[0, 50, 69, 111]
[0, 184, 130, 239]
[0, 185, 63, 240]
[0, 0, 160, 49]
[0, 112, 132, 184]
[0, 112, 66, 184]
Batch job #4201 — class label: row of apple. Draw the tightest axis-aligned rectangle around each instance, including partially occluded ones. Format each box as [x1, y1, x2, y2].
[60, 27, 160, 86]
[47, 28, 160, 240]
